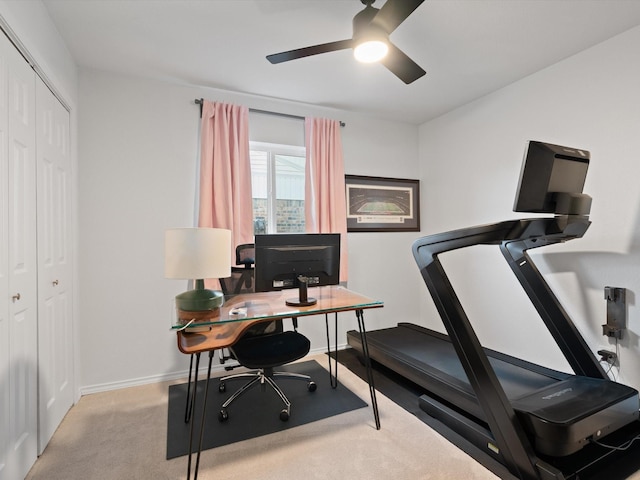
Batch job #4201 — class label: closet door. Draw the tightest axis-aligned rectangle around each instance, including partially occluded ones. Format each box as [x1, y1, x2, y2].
[36, 77, 73, 452]
[0, 31, 38, 480]
[0, 30, 9, 480]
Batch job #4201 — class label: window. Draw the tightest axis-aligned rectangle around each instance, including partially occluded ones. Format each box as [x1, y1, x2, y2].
[250, 142, 306, 234]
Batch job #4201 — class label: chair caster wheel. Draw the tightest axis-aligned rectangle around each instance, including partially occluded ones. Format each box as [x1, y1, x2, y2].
[218, 382, 226, 393]
[279, 409, 290, 421]
[308, 381, 317, 392]
[218, 409, 229, 422]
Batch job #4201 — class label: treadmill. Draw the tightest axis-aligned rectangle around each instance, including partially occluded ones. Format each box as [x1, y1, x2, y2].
[347, 141, 640, 480]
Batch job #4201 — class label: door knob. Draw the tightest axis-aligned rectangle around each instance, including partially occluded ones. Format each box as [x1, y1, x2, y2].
[12, 293, 20, 301]
[53, 279, 59, 286]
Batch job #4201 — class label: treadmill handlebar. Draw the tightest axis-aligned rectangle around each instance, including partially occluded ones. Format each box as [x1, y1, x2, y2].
[412, 216, 590, 262]
[412, 215, 605, 380]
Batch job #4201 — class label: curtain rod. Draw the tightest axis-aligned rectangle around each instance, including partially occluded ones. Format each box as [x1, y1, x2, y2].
[194, 98, 345, 127]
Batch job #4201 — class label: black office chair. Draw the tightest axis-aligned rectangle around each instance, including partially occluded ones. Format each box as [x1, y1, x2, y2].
[219, 244, 278, 364]
[217, 243, 317, 422]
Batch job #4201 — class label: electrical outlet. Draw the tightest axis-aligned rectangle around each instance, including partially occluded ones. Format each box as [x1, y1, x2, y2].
[597, 349, 617, 364]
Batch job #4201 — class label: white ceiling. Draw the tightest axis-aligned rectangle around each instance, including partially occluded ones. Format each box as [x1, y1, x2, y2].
[42, 0, 640, 125]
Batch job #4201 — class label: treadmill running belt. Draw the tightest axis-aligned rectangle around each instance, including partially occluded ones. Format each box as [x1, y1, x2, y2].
[348, 322, 570, 423]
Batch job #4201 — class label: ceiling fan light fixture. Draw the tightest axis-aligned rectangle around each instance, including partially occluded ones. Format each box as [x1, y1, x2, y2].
[266, 0, 427, 83]
[354, 39, 389, 63]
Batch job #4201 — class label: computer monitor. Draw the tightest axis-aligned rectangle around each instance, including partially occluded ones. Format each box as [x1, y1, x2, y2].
[254, 233, 340, 306]
[513, 141, 592, 215]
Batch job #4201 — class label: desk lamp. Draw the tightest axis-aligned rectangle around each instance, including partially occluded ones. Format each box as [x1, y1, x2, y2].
[165, 228, 231, 328]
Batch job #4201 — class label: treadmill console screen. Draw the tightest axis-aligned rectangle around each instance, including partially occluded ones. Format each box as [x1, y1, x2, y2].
[513, 141, 592, 215]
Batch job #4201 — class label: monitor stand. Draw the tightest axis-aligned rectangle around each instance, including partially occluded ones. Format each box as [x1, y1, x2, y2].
[286, 277, 317, 307]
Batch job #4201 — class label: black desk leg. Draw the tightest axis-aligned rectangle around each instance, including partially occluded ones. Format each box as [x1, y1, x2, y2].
[186, 352, 200, 480]
[184, 354, 194, 423]
[193, 350, 214, 479]
[325, 313, 339, 388]
[355, 309, 381, 430]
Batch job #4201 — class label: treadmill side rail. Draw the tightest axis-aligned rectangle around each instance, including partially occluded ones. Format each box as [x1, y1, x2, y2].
[418, 394, 567, 480]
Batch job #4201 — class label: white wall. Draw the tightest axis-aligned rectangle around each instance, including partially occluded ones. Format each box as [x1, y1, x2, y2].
[77, 69, 420, 392]
[418, 26, 640, 388]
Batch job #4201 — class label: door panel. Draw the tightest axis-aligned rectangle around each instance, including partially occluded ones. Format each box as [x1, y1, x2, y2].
[0, 31, 38, 480]
[36, 77, 73, 453]
[0, 32, 9, 480]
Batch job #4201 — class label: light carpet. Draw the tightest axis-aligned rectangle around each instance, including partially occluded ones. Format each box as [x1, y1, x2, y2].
[26, 353, 499, 480]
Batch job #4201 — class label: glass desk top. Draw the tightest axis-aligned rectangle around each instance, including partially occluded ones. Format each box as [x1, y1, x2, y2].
[171, 285, 383, 330]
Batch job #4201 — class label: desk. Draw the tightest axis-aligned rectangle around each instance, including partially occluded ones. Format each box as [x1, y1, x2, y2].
[174, 285, 383, 480]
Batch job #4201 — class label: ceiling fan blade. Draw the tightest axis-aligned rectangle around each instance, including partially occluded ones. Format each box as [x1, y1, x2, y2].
[372, 0, 425, 34]
[380, 43, 426, 84]
[267, 39, 353, 64]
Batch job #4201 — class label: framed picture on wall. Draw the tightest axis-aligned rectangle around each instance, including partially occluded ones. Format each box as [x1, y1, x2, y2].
[345, 175, 420, 232]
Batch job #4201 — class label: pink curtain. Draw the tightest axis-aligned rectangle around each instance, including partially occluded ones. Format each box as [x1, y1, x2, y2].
[305, 117, 348, 282]
[198, 100, 254, 275]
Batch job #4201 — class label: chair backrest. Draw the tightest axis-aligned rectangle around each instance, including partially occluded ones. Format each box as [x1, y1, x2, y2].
[220, 243, 280, 336]
[220, 244, 255, 295]
[219, 268, 253, 296]
[235, 243, 255, 268]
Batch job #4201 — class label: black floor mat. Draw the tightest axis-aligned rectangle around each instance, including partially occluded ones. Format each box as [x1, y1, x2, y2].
[166, 359, 367, 459]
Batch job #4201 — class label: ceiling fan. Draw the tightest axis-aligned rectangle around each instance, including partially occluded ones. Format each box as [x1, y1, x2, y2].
[266, 0, 426, 84]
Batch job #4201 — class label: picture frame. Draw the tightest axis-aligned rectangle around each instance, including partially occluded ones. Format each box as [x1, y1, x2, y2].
[345, 175, 420, 232]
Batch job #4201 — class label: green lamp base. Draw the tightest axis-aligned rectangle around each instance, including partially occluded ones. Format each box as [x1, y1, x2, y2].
[174, 280, 225, 331]
[175, 288, 224, 312]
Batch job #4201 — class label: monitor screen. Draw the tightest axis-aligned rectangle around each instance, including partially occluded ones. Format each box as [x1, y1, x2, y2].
[254, 233, 340, 293]
[513, 141, 591, 215]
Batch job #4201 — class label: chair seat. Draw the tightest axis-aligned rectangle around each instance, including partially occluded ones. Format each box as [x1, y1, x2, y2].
[230, 331, 310, 369]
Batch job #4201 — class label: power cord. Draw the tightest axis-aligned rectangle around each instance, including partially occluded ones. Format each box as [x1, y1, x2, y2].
[598, 337, 620, 381]
[591, 433, 640, 451]
[599, 359, 616, 380]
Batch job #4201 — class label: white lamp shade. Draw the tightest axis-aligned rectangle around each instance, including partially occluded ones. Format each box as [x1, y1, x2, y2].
[164, 228, 232, 280]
